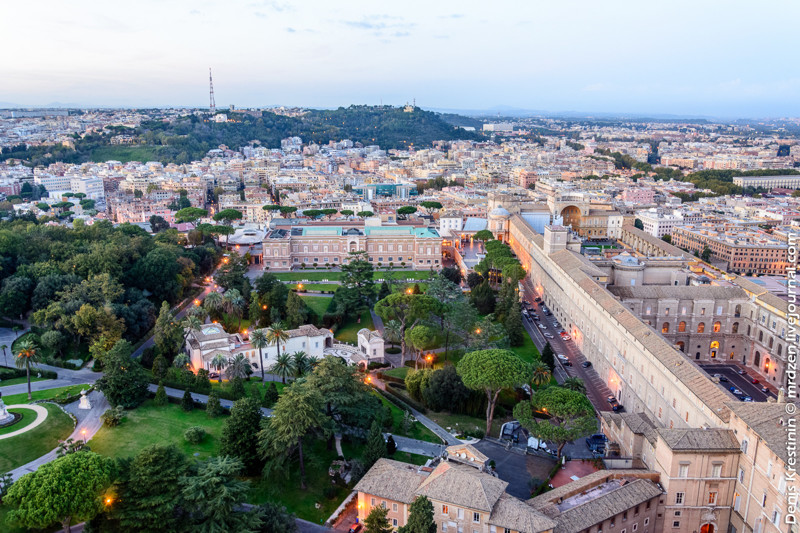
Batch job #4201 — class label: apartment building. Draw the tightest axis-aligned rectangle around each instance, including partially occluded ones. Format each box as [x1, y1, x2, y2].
[732, 175, 800, 190]
[636, 209, 684, 238]
[622, 188, 656, 205]
[260, 224, 442, 270]
[671, 225, 789, 275]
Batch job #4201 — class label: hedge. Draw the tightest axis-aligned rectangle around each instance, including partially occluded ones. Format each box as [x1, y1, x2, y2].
[378, 383, 427, 414]
[0, 365, 58, 381]
[376, 371, 405, 385]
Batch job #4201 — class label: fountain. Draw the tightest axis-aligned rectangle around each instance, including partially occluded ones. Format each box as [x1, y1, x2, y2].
[0, 391, 16, 426]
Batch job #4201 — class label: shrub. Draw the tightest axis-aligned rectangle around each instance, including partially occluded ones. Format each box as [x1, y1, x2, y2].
[181, 389, 194, 412]
[230, 377, 246, 400]
[194, 369, 212, 394]
[184, 426, 206, 444]
[153, 382, 168, 406]
[101, 405, 125, 427]
[263, 382, 279, 408]
[206, 391, 224, 417]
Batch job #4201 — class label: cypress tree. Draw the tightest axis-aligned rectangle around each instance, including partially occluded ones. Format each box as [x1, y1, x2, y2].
[181, 389, 194, 412]
[398, 496, 436, 533]
[541, 342, 555, 372]
[206, 391, 224, 417]
[263, 382, 279, 408]
[363, 420, 387, 469]
[154, 381, 167, 406]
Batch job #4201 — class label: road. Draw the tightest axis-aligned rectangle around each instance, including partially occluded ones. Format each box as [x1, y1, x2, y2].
[698, 363, 772, 402]
[520, 278, 614, 413]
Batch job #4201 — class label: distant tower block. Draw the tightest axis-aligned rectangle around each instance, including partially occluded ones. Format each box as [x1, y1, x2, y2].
[209, 68, 216, 114]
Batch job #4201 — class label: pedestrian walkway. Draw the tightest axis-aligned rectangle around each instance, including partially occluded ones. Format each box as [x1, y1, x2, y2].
[387, 434, 446, 457]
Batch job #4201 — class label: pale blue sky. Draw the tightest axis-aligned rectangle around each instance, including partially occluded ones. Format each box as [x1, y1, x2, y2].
[3, 0, 799, 117]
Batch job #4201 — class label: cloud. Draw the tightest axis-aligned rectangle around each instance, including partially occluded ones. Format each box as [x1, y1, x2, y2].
[189, 9, 201, 16]
[248, 1, 293, 12]
[286, 27, 296, 33]
[341, 14, 410, 31]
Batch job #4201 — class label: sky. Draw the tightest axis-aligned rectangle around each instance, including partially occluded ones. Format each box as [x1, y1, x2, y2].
[3, 0, 800, 117]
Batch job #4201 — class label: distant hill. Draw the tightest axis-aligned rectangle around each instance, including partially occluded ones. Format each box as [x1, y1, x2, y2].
[0, 105, 483, 166]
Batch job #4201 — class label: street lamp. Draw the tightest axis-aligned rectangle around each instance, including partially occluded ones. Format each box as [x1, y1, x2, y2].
[297, 283, 304, 290]
[475, 328, 481, 335]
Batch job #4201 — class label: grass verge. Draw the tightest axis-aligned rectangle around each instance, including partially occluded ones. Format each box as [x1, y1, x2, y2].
[0, 403, 74, 472]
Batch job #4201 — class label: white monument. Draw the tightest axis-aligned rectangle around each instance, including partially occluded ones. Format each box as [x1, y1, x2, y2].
[0, 392, 14, 425]
[78, 389, 92, 410]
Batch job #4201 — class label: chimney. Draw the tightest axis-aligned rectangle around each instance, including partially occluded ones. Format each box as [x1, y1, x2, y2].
[777, 387, 785, 403]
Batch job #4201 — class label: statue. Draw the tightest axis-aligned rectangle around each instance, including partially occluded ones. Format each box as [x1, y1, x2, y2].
[0, 391, 13, 424]
[78, 389, 92, 410]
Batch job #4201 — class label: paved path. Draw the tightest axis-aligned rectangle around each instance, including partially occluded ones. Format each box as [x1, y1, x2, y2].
[0, 361, 100, 397]
[9, 389, 109, 481]
[0, 404, 49, 439]
[388, 434, 446, 456]
[370, 310, 384, 335]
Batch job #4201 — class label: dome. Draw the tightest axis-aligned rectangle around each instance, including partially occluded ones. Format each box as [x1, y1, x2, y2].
[489, 206, 511, 218]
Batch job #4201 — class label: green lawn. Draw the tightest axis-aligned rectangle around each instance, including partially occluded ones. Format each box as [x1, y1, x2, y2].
[0, 407, 40, 436]
[91, 400, 228, 460]
[509, 334, 541, 363]
[301, 295, 333, 318]
[425, 410, 512, 439]
[2, 383, 91, 405]
[335, 312, 374, 344]
[273, 271, 433, 282]
[0, 376, 49, 388]
[383, 367, 410, 380]
[0, 403, 75, 472]
[373, 392, 441, 444]
[209, 377, 286, 396]
[288, 283, 339, 293]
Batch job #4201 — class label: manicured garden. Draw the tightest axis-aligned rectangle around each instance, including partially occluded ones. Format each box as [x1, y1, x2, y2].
[91, 400, 228, 460]
[372, 392, 440, 443]
[508, 333, 540, 363]
[1, 383, 91, 405]
[301, 295, 334, 319]
[274, 270, 434, 282]
[288, 283, 339, 293]
[0, 403, 75, 472]
[0, 375, 49, 387]
[334, 311, 374, 344]
[0, 407, 39, 436]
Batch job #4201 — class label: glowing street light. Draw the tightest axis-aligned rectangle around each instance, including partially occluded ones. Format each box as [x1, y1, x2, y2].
[475, 328, 481, 335]
[194, 299, 201, 306]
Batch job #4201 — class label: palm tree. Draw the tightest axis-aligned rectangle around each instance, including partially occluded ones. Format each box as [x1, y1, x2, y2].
[223, 289, 245, 330]
[249, 329, 267, 382]
[182, 315, 203, 346]
[1, 344, 7, 366]
[225, 353, 250, 381]
[292, 351, 311, 378]
[270, 352, 294, 384]
[210, 353, 228, 385]
[14, 339, 42, 401]
[173, 353, 191, 369]
[265, 322, 290, 362]
[530, 361, 551, 387]
[384, 320, 402, 348]
[203, 292, 223, 319]
[562, 377, 586, 394]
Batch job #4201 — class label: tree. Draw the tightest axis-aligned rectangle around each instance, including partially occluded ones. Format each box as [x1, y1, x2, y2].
[263, 382, 280, 408]
[377, 280, 391, 301]
[470, 281, 496, 315]
[419, 201, 442, 213]
[265, 322, 290, 364]
[466, 272, 483, 289]
[148, 215, 171, 233]
[220, 397, 264, 474]
[291, 351, 312, 378]
[398, 496, 436, 533]
[339, 251, 376, 317]
[374, 293, 437, 365]
[181, 389, 194, 411]
[701, 245, 712, 262]
[504, 301, 525, 347]
[357, 210, 374, 218]
[284, 291, 309, 328]
[661, 234, 672, 244]
[386, 435, 397, 455]
[634, 218, 644, 230]
[154, 301, 182, 357]
[562, 377, 587, 394]
[154, 382, 167, 406]
[96, 340, 150, 408]
[363, 504, 393, 533]
[530, 361, 551, 387]
[203, 291, 223, 318]
[397, 206, 417, 219]
[257, 502, 297, 533]
[206, 391, 224, 417]
[422, 365, 471, 412]
[339, 209, 354, 217]
[405, 324, 437, 369]
[249, 329, 268, 382]
[13, 338, 42, 401]
[439, 266, 462, 285]
[269, 352, 294, 384]
[181, 456, 262, 533]
[226, 353, 251, 381]
[259, 383, 329, 489]
[473, 229, 494, 242]
[5, 451, 113, 533]
[223, 289, 246, 331]
[541, 342, 555, 371]
[210, 353, 228, 385]
[174, 207, 208, 228]
[363, 419, 387, 469]
[513, 386, 596, 458]
[113, 444, 190, 532]
[384, 319, 402, 348]
[457, 349, 532, 435]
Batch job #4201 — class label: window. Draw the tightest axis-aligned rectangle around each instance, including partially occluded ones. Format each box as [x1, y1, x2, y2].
[697, 322, 705, 333]
[678, 321, 686, 332]
[733, 493, 741, 512]
[674, 511, 682, 517]
[713, 321, 721, 332]
[738, 468, 745, 483]
[707, 491, 717, 505]
[644, 518, 650, 526]
[381, 501, 386, 509]
[392, 519, 398, 527]
[741, 440, 748, 454]
[633, 524, 638, 532]
[457, 508, 463, 519]
[675, 492, 684, 504]
[772, 510, 781, 525]
[662, 322, 670, 333]
[711, 464, 722, 477]
[392, 503, 398, 512]
[443, 524, 448, 532]
[672, 521, 681, 528]
[371, 498, 375, 506]
[473, 512, 480, 523]
[761, 492, 767, 507]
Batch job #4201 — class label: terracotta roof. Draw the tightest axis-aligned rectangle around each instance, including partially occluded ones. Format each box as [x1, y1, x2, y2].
[655, 428, 741, 452]
[352, 459, 426, 504]
[608, 285, 747, 301]
[727, 401, 797, 464]
[489, 493, 557, 533]
[416, 462, 508, 513]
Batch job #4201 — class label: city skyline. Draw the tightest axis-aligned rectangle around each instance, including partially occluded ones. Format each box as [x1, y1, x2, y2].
[3, 0, 800, 118]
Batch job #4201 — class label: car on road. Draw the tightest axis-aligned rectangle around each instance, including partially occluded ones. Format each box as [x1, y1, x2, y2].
[607, 396, 622, 411]
[543, 333, 555, 339]
[532, 314, 540, 321]
[740, 396, 753, 402]
[729, 387, 743, 395]
[761, 386, 769, 394]
[750, 378, 759, 384]
[557, 354, 572, 366]
[560, 332, 571, 340]
[538, 324, 547, 329]
[582, 361, 592, 368]
[712, 373, 729, 382]
[348, 524, 363, 533]
[737, 369, 746, 375]
[535, 297, 542, 302]
[585, 433, 607, 451]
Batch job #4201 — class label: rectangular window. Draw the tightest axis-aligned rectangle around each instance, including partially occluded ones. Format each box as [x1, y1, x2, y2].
[678, 464, 689, 478]
[457, 508, 463, 520]
[675, 492, 684, 505]
[381, 501, 386, 509]
[392, 503, 398, 512]
[473, 512, 480, 523]
[707, 492, 717, 506]
[711, 464, 722, 478]
[673, 522, 681, 528]
[393, 519, 398, 527]
[644, 518, 649, 526]
[442, 505, 448, 515]
[371, 498, 375, 506]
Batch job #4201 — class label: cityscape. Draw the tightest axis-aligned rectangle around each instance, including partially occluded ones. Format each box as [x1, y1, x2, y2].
[0, 2, 798, 533]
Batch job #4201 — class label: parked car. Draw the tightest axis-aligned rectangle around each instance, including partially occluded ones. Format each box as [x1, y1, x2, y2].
[560, 332, 571, 340]
[585, 433, 607, 451]
[348, 524, 363, 533]
[534, 297, 542, 302]
[532, 314, 540, 321]
[607, 396, 622, 411]
[538, 324, 547, 330]
[712, 373, 728, 382]
[750, 378, 759, 384]
[740, 396, 754, 402]
[729, 387, 743, 395]
[557, 354, 571, 366]
[582, 361, 592, 368]
[737, 369, 746, 375]
[761, 386, 769, 393]
[543, 333, 555, 339]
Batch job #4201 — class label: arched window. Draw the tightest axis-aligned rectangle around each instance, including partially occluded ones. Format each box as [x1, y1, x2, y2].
[765, 358, 771, 372]
[678, 321, 686, 332]
[754, 351, 761, 367]
[697, 322, 705, 333]
[768, 337, 774, 349]
[713, 321, 721, 332]
[677, 341, 685, 352]
[747, 325, 751, 336]
[758, 331, 763, 342]
[734, 304, 741, 317]
[662, 322, 670, 333]
[778, 345, 782, 356]
[732, 322, 739, 334]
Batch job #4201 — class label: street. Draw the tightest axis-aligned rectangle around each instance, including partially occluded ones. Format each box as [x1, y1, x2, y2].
[698, 363, 772, 402]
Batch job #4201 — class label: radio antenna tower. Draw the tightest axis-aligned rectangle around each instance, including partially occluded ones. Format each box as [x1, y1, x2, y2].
[209, 68, 216, 114]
